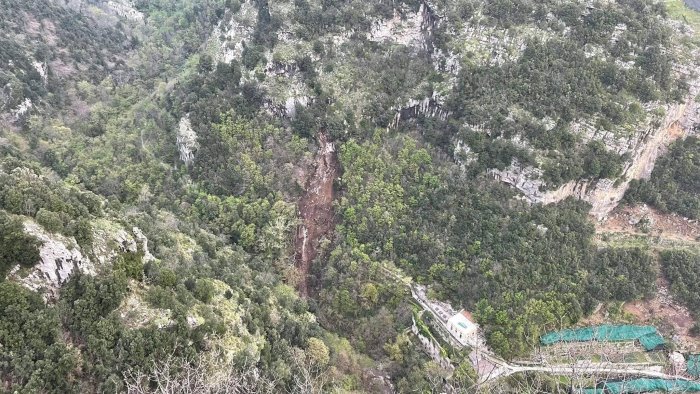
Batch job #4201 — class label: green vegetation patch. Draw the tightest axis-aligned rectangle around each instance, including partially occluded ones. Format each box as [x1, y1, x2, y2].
[0, 211, 41, 279]
[661, 250, 700, 322]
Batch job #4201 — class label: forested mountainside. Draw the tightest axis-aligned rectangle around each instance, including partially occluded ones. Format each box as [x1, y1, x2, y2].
[0, 0, 699, 392]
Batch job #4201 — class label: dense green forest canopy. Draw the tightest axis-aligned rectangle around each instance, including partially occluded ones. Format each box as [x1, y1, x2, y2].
[0, 0, 697, 391]
[625, 136, 700, 219]
[661, 250, 700, 331]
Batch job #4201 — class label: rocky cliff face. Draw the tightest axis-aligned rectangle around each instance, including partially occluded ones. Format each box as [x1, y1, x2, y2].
[491, 78, 700, 219]
[418, 2, 700, 219]
[211, 1, 257, 64]
[106, 0, 144, 22]
[15, 220, 95, 297]
[9, 218, 154, 299]
[209, 0, 445, 126]
[369, 0, 440, 52]
[390, 95, 449, 128]
[177, 115, 198, 165]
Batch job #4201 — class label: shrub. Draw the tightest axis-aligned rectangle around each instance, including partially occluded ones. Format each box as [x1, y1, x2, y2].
[193, 279, 217, 303]
[35, 208, 63, 233]
[114, 250, 144, 280]
[0, 211, 41, 278]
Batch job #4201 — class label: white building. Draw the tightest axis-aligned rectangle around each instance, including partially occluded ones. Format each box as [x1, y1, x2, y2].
[447, 310, 478, 347]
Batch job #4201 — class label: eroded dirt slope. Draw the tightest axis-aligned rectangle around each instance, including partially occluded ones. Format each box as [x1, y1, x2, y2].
[593, 204, 700, 350]
[597, 204, 700, 242]
[294, 132, 339, 297]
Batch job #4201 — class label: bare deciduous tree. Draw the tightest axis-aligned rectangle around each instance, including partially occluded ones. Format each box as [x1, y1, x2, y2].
[124, 352, 278, 394]
[124, 347, 333, 394]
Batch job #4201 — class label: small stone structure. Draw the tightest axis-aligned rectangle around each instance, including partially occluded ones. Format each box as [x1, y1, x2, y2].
[447, 310, 479, 347]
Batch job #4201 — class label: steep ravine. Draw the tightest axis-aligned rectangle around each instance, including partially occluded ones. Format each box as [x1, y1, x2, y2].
[294, 132, 339, 297]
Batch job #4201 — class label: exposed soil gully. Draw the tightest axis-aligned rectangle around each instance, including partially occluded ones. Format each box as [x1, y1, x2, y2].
[294, 132, 339, 297]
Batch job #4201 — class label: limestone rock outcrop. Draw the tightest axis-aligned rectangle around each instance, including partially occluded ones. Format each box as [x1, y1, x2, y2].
[490, 79, 700, 219]
[11, 219, 155, 299]
[17, 221, 94, 297]
[177, 115, 198, 165]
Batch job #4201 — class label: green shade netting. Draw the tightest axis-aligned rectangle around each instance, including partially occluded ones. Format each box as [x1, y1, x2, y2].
[541, 325, 665, 350]
[581, 379, 700, 394]
[688, 355, 700, 378]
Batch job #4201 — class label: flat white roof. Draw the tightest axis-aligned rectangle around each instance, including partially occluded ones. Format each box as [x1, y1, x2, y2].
[448, 311, 477, 332]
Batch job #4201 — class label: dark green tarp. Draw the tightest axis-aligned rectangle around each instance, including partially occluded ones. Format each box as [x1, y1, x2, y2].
[688, 354, 700, 378]
[541, 325, 665, 351]
[581, 378, 700, 394]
